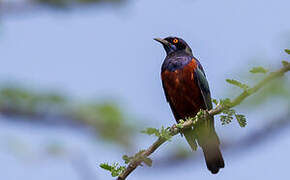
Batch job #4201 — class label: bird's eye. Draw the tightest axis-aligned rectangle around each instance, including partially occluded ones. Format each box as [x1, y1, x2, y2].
[173, 39, 179, 44]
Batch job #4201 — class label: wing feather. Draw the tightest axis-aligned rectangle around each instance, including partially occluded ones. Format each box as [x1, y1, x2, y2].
[194, 60, 213, 110]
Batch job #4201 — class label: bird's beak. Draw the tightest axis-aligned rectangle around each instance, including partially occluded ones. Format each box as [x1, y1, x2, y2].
[154, 38, 170, 47]
[154, 38, 176, 54]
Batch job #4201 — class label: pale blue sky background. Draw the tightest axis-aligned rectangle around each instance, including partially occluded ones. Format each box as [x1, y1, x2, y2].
[0, 0, 290, 179]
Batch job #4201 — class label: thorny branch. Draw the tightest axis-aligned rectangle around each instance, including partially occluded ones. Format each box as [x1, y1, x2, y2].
[116, 61, 290, 180]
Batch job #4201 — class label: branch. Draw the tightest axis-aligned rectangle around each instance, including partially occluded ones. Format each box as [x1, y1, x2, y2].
[116, 61, 290, 180]
[152, 112, 290, 167]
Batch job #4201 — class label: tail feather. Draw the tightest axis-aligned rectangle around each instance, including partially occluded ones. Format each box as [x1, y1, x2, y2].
[201, 143, 224, 174]
[183, 122, 225, 174]
[183, 129, 198, 151]
[197, 116, 225, 174]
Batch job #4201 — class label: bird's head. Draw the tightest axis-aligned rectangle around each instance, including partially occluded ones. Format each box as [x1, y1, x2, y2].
[154, 36, 193, 56]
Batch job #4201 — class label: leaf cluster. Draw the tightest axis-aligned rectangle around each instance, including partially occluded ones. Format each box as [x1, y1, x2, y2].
[100, 150, 153, 177]
[214, 98, 247, 127]
[226, 79, 249, 91]
[141, 126, 172, 141]
[220, 108, 246, 127]
[100, 163, 126, 177]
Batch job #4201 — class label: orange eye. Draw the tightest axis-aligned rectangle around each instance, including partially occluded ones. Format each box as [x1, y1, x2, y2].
[173, 39, 179, 44]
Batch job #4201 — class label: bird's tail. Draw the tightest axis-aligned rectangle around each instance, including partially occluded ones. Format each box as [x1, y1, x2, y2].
[184, 122, 224, 174]
[200, 138, 224, 174]
[183, 129, 198, 151]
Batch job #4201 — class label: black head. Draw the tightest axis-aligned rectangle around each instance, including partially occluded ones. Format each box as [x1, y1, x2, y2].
[154, 36, 193, 55]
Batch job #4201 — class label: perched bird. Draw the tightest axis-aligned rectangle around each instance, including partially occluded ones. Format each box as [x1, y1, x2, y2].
[155, 37, 224, 174]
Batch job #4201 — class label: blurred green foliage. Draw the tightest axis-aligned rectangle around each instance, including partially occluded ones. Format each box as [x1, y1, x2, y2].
[0, 85, 136, 146]
[34, 0, 126, 7]
[0, 86, 66, 116]
[249, 67, 268, 74]
[0, 0, 127, 14]
[244, 77, 290, 107]
[226, 79, 249, 91]
[74, 102, 135, 145]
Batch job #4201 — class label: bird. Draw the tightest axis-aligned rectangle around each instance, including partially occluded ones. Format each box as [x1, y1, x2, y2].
[154, 36, 224, 174]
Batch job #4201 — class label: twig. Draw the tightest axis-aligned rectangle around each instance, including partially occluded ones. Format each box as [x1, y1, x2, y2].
[117, 61, 290, 180]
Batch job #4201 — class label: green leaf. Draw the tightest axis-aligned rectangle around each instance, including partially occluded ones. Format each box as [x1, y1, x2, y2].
[219, 98, 232, 107]
[220, 108, 235, 125]
[141, 128, 160, 137]
[100, 163, 125, 177]
[128, 150, 153, 167]
[100, 163, 113, 171]
[178, 119, 185, 124]
[142, 157, 153, 167]
[226, 79, 249, 90]
[176, 121, 184, 129]
[235, 114, 247, 127]
[122, 155, 132, 164]
[160, 126, 172, 140]
[212, 99, 218, 105]
[285, 49, 290, 54]
[134, 150, 146, 157]
[220, 114, 233, 125]
[196, 110, 204, 117]
[219, 106, 247, 127]
[249, 67, 268, 74]
[141, 127, 172, 140]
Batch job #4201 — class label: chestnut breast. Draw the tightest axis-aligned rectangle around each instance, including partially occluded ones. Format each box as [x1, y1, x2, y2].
[161, 59, 206, 121]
